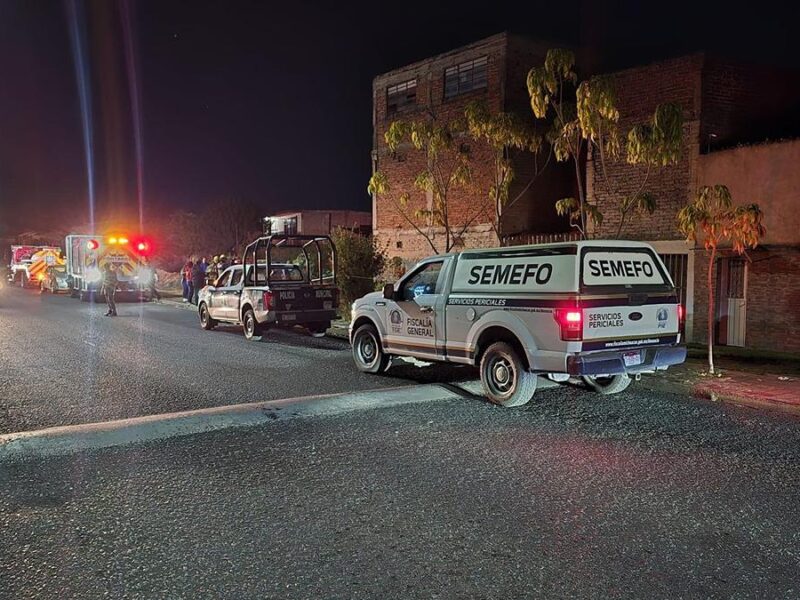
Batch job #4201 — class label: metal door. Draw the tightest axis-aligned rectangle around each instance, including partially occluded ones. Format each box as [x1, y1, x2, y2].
[716, 258, 747, 347]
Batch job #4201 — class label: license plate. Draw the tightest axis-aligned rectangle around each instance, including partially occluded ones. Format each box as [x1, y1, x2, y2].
[281, 313, 297, 322]
[623, 351, 642, 367]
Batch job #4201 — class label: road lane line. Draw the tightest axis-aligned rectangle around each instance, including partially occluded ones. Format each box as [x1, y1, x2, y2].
[0, 384, 466, 460]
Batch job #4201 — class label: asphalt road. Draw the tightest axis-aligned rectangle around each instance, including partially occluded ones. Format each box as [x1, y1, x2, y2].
[2, 387, 800, 599]
[0, 287, 472, 434]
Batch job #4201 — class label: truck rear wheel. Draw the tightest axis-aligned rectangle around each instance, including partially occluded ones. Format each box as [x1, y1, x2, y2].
[307, 321, 330, 338]
[352, 324, 389, 374]
[480, 341, 537, 407]
[583, 374, 632, 395]
[242, 308, 262, 340]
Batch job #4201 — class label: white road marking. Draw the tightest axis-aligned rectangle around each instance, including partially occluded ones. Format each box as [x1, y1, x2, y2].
[0, 384, 466, 460]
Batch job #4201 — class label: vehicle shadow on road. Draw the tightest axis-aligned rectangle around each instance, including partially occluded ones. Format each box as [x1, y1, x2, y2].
[208, 324, 351, 351]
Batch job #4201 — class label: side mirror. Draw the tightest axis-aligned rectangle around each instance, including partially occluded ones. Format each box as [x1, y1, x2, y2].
[382, 283, 394, 300]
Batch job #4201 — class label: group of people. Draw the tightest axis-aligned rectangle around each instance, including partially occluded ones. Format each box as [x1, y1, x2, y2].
[181, 254, 234, 304]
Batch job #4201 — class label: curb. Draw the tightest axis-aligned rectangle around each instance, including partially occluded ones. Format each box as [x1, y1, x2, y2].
[0, 384, 461, 460]
[693, 383, 800, 417]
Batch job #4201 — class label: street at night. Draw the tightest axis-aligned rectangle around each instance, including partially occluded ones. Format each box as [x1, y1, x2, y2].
[3, 0, 800, 597]
[2, 288, 800, 598]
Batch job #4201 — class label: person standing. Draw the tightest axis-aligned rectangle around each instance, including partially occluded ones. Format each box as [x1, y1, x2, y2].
[183, 260, 193, 303]
[146, 260, 161, 303]
[191, 258, 206, 305]
[101, 263, 118, 317]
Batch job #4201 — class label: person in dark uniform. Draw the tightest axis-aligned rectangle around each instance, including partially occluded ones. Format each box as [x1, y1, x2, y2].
[101, 263, 118, 317]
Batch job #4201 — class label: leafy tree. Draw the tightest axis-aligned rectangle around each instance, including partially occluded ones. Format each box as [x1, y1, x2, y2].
[368, 116, 478, 254]
[464, 101, 548, 238]
[677, 185, 766, 374]
[331, 227, 387, 312]
[527, 49, 683, 238]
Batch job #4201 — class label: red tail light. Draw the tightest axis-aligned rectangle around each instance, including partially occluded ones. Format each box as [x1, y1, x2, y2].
[553, 308, 583, 341]
[677, 304, 685, 333]
[262, 291, 274, 310]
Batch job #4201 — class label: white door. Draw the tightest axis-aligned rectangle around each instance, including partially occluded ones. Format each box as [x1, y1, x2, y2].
[384, 260, 445, 359]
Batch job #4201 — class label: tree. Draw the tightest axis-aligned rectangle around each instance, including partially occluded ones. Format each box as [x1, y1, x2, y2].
[527, 49, 683, 238]
[331, 227, 387, 312]
[368, 117, 479, 254]
[464, 101, 547, 238]
[677, 185, 766, 374]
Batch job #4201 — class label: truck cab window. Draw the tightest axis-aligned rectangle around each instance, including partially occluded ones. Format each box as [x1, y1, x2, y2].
[401, 261, 443, 301]
[230, 268, 243, 287]
[216, 270, 232, 288]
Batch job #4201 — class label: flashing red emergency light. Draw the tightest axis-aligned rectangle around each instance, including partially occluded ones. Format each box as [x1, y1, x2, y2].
[87, 239, 99, 251]
[553, 308, 583, 341]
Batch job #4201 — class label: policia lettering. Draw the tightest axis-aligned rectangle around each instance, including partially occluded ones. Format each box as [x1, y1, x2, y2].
[588, 259, 654, 278]
[468, 263, 553, 286]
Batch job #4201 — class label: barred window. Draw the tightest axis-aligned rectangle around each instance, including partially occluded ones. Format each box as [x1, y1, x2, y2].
[444, 56, 488, 99]
[387, 79, 417, 115]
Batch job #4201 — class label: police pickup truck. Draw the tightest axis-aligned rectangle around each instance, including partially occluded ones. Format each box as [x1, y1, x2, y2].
[350, 241, 686, 407]
[198, 234, 338, 339]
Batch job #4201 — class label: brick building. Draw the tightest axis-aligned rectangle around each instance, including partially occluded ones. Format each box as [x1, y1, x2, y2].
[372, 36, 800, 353]
[371, 33, 572, 261]
[588, 55, 800, 352]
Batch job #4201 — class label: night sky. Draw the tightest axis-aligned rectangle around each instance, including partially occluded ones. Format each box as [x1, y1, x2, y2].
[0, 0, 797, 235]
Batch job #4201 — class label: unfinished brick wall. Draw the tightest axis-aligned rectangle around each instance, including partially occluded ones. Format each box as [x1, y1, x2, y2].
[587, 55, 704, 241]
[372, 33, 572, 260]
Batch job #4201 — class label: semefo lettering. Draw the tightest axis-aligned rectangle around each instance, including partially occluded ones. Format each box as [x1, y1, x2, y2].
[588, 259, 654, 279]
[468, 263, 553, 286]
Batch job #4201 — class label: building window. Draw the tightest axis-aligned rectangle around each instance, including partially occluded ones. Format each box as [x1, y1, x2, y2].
[283, 217, 298, 235]
[444, 56, 488, 99]
[387, 79, 417, 115]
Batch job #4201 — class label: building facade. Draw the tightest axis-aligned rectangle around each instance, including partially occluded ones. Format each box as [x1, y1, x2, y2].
[264, 210, 372, 237]
[371, 33, 572, 262]
[373, 36, 800, 353]
[587, 55, 800, 352]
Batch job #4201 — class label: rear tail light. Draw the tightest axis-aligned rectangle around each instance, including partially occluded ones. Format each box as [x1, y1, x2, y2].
[262, 291, 274, 310]
[677, 304, 685, 333]
[553, 308, 583, 341]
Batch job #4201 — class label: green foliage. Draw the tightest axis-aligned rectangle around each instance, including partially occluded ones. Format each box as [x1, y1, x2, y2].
[677, 185, 766, 253]
[576, 76, 620, 158]
[464, 100, 543, 236]
[368, 114, 475, 254]
[677, 185, 766, 373]
[526, 49, 577, 119]
[626, 103, 683, 166]
[331, 227, 387, 311]
[528, 49, 684, 238]
[555, 197, 603, 230]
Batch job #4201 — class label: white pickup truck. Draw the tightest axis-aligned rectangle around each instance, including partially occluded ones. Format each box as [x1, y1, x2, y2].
[350, 241, 686, 407]
[198, 234, 338, 339]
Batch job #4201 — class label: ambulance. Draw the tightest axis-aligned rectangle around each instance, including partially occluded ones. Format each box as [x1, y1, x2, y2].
[8, 246, 64, 288]
[65, 234, 154, 301]
[349, 241, 686, 407]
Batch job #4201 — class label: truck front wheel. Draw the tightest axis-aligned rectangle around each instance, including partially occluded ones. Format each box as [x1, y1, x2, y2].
[480, 342, 537, 407]
[352, 324, 389, 374]
[199, 303, 216, 330]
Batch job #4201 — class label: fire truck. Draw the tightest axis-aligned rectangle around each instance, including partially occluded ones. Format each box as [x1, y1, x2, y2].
[65, 234, 154, 301]
[7, 246, 64, 288]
